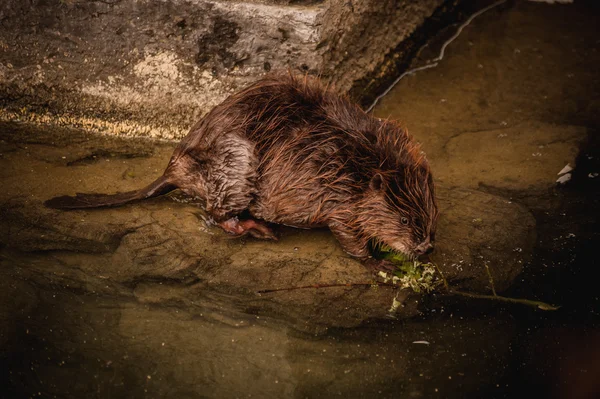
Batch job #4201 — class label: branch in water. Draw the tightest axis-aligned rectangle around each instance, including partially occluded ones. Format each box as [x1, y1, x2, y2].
[433, 263, 560, 311]
[259, 262, 560, 311]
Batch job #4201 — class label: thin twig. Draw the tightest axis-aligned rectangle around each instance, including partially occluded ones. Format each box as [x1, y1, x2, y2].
[257, 282, 399, 294]
[484, 263, 498, 297]
[443, 288, 560, 311]
[259, 262, 560, 311]
[433, 263, 559, 311]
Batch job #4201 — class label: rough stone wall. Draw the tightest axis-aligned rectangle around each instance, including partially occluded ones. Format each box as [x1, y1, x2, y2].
[0, 0, 448, 139]
[319, 0, 442, 94]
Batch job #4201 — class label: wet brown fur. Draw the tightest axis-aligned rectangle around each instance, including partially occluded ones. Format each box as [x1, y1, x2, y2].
[46, 73, 439, 259]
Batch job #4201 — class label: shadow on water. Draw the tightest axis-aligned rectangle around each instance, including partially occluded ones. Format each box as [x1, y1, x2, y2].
[496, 131, 600, 399]
[1, 1, 599, 398]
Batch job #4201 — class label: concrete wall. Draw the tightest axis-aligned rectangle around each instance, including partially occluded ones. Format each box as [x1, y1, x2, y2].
[0, 0, 451, 139]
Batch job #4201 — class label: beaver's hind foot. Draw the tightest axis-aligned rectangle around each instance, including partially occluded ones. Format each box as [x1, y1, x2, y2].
[219, 218, 278, 241]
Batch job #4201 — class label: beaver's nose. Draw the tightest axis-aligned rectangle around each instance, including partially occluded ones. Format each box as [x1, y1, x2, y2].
[415, 242, 434, 255]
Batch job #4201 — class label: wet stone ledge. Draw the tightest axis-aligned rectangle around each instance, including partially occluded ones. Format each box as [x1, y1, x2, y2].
[0, 0, 448, 140]
[0, 122, 534, 332]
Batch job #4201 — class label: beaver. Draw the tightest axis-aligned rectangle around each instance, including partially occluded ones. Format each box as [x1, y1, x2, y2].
[45, 74, 438, 267]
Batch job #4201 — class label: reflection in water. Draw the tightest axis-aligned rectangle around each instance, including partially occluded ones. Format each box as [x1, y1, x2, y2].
[1, 1, 599, 398]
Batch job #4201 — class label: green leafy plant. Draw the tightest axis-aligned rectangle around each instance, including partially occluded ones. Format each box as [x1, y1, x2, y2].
[375, 245, 438, 293]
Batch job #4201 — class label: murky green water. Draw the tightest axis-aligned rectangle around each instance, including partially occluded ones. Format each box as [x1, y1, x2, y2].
[1, 1, 599, 398]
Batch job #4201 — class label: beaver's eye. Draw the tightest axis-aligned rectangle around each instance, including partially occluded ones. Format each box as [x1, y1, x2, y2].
[401, 217, 409, 225]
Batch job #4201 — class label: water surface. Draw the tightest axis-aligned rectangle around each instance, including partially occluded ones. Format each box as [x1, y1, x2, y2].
[1, 1, 599, 398]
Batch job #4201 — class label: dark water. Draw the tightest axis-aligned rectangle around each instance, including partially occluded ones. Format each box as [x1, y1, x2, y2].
[373, 1, 600, 397]
[1, 1, 599, 398]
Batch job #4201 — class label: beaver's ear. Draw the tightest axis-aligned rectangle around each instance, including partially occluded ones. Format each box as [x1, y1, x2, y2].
[369, 173, 384, 191]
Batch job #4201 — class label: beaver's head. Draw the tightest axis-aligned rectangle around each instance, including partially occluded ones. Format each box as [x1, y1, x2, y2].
[359, 162, 438, 259]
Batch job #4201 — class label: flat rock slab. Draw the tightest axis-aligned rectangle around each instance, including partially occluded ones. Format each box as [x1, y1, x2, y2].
[0, 122, 535, 330]
[0, 0, 445, 139]
[433, 186, 535, 293]
[439, 122, 586, 192]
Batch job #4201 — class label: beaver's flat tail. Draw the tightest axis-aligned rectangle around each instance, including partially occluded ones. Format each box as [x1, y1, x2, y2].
[44, 175, 176, 210]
